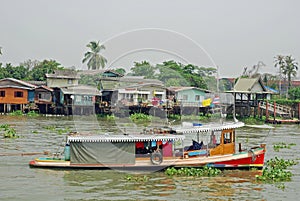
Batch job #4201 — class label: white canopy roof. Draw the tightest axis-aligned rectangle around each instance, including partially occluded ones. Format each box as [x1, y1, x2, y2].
[68, 133, 185, 143]
[174, 121, 245, 134]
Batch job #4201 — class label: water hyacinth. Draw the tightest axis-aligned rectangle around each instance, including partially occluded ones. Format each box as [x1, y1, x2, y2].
[0, 124, 19, 138]
[256, 157, 298, 187]
[165, 166, 221, 177]
[273, 142, 296, 152]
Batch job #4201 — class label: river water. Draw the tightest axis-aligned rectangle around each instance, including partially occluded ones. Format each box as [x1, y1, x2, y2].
[0, 115, 299, 201]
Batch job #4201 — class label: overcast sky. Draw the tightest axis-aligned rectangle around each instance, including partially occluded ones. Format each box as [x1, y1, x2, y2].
[0, 0, 299, 77]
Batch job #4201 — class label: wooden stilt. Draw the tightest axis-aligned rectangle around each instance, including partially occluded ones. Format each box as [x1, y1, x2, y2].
[266, 101, 269, 119]
[258, 101, 261, 119]
[273, 101, 276, 120]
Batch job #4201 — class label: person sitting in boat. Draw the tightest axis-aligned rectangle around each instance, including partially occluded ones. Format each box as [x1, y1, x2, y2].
[208, 132, 217, 148]
[186, 140, 203, 151]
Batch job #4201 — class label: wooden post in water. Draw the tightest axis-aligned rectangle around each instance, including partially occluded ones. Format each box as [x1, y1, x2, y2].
[266, 100, 269, 120]
[273, 101, 276, 120]
[258, 101, 261, 119]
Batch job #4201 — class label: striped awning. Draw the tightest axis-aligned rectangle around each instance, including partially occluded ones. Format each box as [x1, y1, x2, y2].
[174, 121, 245, 134]
[68, 134, 185, 143]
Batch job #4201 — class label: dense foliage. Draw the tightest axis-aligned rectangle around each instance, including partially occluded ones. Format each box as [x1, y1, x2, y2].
[0, 59, 64, 81]
[288, 87, 300, 100]
[128, 60, 216, 90]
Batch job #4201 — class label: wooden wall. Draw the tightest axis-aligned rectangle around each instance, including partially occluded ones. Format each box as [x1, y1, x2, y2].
[0, 88, 28, 104]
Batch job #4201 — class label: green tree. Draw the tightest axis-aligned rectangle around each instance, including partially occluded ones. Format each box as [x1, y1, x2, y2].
[156, 61, 188, 87]
[283, 55, 298, 87]
[274, 55, 299, 97]
[0, 63, 30, 80]
[156, 61, 210, 89]
[114, 68, 126, 76]
[82, 41, 107, 70]
[288, 87, 300, 100]
[130, 61, 156, 78]
[20, 59, 40, 70]
[29, 60, 63, 81]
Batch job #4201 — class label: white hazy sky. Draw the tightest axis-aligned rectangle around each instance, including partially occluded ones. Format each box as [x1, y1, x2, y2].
[0, 0, 299, 77]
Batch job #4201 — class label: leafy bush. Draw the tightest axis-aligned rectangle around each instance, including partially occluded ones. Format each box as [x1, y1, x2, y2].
[288, 87, 300, 100]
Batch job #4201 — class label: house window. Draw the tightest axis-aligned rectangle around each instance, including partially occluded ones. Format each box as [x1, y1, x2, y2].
[38, 93, 51, 100]
[0, 91, 5, 97]
[195, 95, 200, 101]
[14, 91, 23, 98]
[68, 79, 73, 84]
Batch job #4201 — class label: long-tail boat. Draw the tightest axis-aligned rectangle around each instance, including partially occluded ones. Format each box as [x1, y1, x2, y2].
[29, 121, 266, 170]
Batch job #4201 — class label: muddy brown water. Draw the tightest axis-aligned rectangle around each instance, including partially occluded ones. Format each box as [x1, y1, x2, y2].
[0, 115, 299, 201]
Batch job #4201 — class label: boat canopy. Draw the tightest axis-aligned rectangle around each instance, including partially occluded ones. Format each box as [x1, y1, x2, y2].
[174, 122, 245, 134]
[67, 134, 185, 143]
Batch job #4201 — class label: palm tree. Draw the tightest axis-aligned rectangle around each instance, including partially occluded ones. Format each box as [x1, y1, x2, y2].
[0, 47, 2, 55]
[284, 55, 298, 87]
[274, 55, 286, 96]
[82, 41, 107, 70]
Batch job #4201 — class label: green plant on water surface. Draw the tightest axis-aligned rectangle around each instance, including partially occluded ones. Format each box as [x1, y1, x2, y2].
[97, 114, 116, 121]
[106, 114, 115, 121]
[43, 125, 56, 131]
[57, 127, 71, 135]
[266, 157, 298, 169]
[27, 110, 40, 117]
[256, 157, 298, 189]
[130, 113, 152, 122]
[125, 175, 150, 182]
[9, 110, 23, 116]
[165, 167, 221, 177]
[0, 124, 19, 138]
[273, 142, 296, 152]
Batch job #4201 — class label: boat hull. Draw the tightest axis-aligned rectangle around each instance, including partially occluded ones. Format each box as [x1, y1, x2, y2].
[29, 147, 265, 171]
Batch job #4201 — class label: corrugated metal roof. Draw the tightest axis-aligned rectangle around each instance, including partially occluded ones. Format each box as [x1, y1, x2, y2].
[61, 85, 101, 95]
[68, 134, 185, 143]
[0, 78, 36, 88]
[46, 70, 80, 79]
[168, 87, 211, 93]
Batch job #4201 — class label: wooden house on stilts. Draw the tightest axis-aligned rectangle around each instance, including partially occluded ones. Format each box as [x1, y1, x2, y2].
[0, 78, 36, 113]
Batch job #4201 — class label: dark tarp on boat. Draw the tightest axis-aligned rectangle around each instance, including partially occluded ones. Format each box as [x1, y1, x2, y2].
[70, 142, 135, 164]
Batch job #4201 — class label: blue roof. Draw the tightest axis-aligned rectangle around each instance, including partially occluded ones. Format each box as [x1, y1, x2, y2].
[264, 86, 278, 93]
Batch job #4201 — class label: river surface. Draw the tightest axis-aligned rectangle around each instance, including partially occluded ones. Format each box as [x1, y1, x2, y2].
[0, 115, 299, 201]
